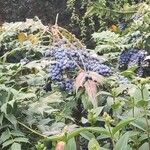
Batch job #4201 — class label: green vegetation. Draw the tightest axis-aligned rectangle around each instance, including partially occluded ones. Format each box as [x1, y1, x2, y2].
[0, 1, 150, 150]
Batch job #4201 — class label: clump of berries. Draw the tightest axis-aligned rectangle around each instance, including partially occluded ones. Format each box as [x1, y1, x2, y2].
[118, 48, 147, 76]
[45, 39, 111, 92]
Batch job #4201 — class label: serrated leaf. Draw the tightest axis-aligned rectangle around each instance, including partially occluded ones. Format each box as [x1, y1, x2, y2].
[114, 132, 130, 150]
[11, 130, 25, 137]
[88, 138, 100, 150]
[112, 118, 134, 135]
[1, 130, 11, 142]
[11, 143, 21, 150]
[14, 137, 29, 143]
[16, 92, 36, 100]
[84, 80, 97, 108]
[2, 139, 14, 148]
[75, 71, 86, 92]
[5, 114, 17, 128]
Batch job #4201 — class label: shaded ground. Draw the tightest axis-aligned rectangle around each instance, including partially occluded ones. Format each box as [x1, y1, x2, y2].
[0, 0, 95, 48]
[0, 0, 70, 26]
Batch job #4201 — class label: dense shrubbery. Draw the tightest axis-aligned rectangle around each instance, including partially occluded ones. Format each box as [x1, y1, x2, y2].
[0, 1, 150, 150]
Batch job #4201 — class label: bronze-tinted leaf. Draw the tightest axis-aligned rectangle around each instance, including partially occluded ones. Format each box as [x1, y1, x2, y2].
[84, 80, 97, 108]
[75, 71, 87, 92]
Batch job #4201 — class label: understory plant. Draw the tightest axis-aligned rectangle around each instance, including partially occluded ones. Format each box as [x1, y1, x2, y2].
[0, 1, 150, 150]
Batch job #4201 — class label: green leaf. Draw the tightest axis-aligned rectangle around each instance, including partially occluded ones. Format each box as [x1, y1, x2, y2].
[121, 69, 135, 78]
[1, 103, 7, 114]
[11, 143, 21, 150]
[5, 114, 17, 128]
[0, 114, 4, 125]
[97, 91, 111, 97]
[11, 130, 25, 137]
[129, 86, 142, 101]
[65, 138, 76, 150]
[2, 139, 14, 148]
[14, 137, 29, 143]
[80, 131, 95, 141]
[114, 132, 130, 150]
[112, 102, 121, 110]
[131, 118, 148, 132]
[112, 118, 134, 135]
[88, 138, 100, 150]
[94, 107, 104, 116]
[16, 92, 36, 100]
[67, 127, 110, 140]
[1, 130, 11, 142]
[136, 100, 148, 107]
[139, 142, 149, 150]
[142, 87, 150, 100]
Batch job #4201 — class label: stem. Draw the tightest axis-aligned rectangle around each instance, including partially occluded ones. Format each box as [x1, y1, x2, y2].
[95, 5, 138, 14]
[107, 124, 115, 148]
[55, 14, 59, 26]
[113, 95, 116, 105]
[75, 136, 80, 150]
[140, 85, 150, 150]
[131, 97, 139, 149]
[143, 107, 150, 150]
[18, 121, 47, 138]
[132, 98, 135, 118]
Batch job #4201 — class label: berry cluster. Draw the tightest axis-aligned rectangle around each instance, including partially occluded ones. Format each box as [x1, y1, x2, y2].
[59, 79, 74, 92]
[45, 40, 111, 92]
[118, 48, 147, 76]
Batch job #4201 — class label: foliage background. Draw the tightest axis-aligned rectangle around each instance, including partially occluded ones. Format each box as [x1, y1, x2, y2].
[0, 0, 150, 150]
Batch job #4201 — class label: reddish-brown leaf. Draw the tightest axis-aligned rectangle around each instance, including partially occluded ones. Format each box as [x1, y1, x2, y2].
[55, 141, 65, 150]
[89, 71, 105, 85]
[75, 71, 87, 92]
[84, 80, 98, 108]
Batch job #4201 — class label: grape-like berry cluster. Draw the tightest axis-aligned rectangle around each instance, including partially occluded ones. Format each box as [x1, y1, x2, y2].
[118, 48, 147, 76]
[45, 41, 111, 92]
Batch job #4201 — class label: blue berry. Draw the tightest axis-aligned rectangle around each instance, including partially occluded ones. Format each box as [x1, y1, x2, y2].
[118, 48, 147, 76]
[45, 40, 111, 92]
